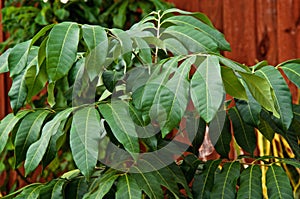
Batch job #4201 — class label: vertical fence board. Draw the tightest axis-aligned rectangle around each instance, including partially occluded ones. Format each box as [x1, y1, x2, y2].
[277, 0, 299, 62]
[0, 0, 6, 119]
[166, 0, 200, 12]
[277, 0, 300, 102]
[223, 0, 257, 65]
[256, 0, 278, 65]
[198, 0, 223, 31]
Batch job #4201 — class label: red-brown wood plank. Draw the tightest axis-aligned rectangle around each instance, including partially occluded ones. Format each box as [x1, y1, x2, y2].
[223, 0, 257, 65]
[277, 0, 300, 62]
[166, 0, 200, 12]
[256, 0, 278, 65]
[198, 0, 224, 32]
[0, 0, 6, 119]
[277, 0, 300, 102]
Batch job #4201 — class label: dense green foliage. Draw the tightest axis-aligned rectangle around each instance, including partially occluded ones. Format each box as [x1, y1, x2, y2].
[0, 0, 172, 53]
[0, 8, 299, 198]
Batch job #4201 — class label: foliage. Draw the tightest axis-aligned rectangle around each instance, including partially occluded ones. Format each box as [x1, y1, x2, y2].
[0, 7, 299, 198]
[0, 0, 172, 53]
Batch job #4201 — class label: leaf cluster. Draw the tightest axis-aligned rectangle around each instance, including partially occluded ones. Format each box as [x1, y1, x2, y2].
[0, 8, 299, 198]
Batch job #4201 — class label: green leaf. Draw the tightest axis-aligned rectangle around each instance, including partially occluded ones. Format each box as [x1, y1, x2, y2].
[25, 63, 47, 102]
[133, 37, 152, 64]
[31, 24, 54, 46]
[132, 163, 191, 199]
[50, 179, 66, 199]
[156, 57, 193, 136]
[239, 71, 278, 117]
[192, 159, 221, 199]
[47, 82, 55, 107]
[82, 25, 108, 80]
[285, 131, 300, 159]
[0, 48, 11, 73]
[46, 22, 80, 82]
[279, 60, 300, 88]
[237, 165, 262, 199]
[256, 66, 293, 130]
[163, 26, 218, 53]
[266, 165, 293, 199]
[164, 38, 188, 55]
[132, 57, 179, 124]
[99, 101, 139, 154]
[24, 108, 73, 176]
[70, 106, 103, 180]
[8, 70, 28, 113]
[83, 170, 119, 199]
[250, 60, 268, 71]
[65, 178, 88, 199]
[191, 55, 224, 123]
[235, 81, 262, 127]
[109, 29, 132, 66]
[113, 0, 129, 28]
[116, 174, 142, 199]
[214, 115, 232, 158]
[0, 111, 30, 154]
[38, 180, 57, 198]
[15, 184, 44, 199]
[162, 8, 215, 27]
[210, 161, 240, 199]
[221, 66, 247, 100]
[258, 115, 275, 141]
[217, 55, 249, 72]
[164, 15, 231, 51]
[42, 118, 67, 167]
[8, 40, 31, 77]
[228, 107, 256, 154]
[14, 110, 50, 166]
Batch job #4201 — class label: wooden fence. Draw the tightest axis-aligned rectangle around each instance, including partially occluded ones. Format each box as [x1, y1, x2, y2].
[1, 0, 300, 118]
